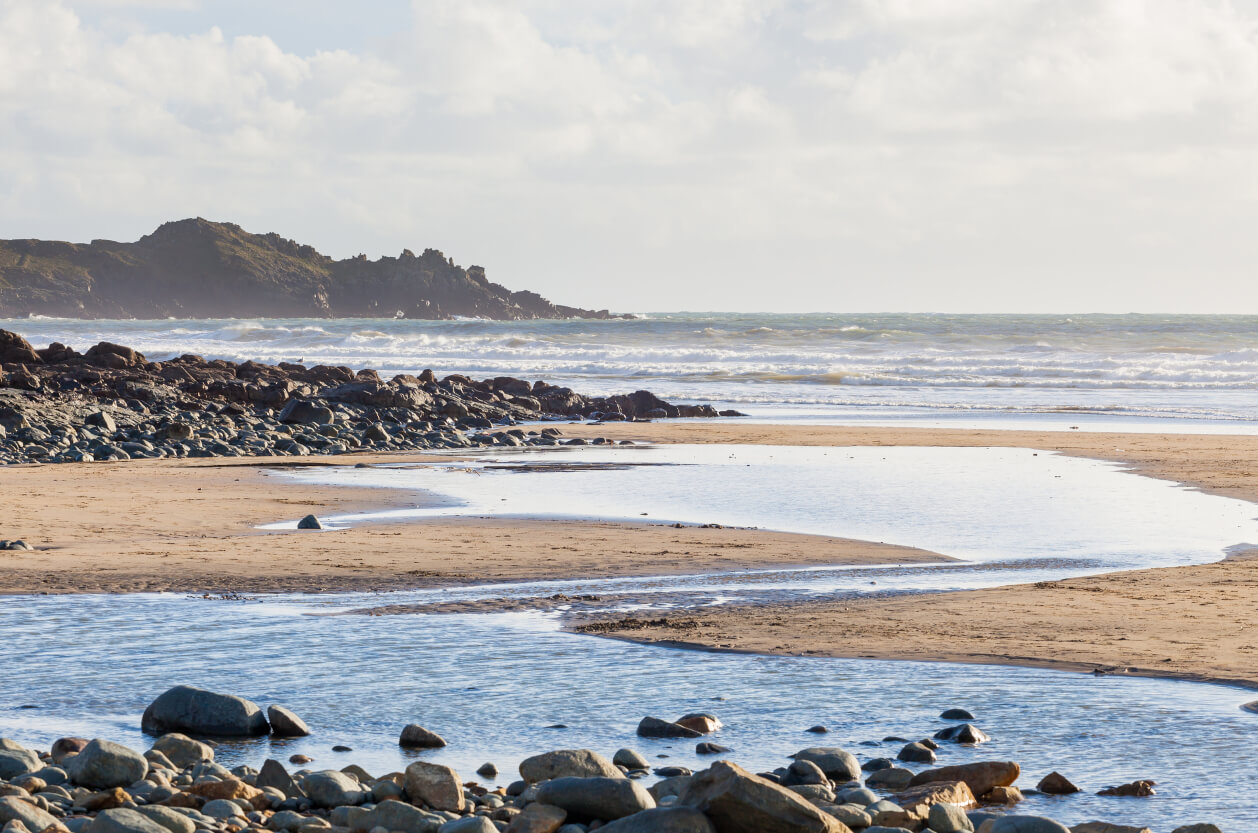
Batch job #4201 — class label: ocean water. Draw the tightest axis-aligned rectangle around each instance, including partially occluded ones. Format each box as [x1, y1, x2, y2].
[7, 312, 1258, 428]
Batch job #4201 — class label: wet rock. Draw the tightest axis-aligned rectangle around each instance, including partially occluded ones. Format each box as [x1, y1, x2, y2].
[297, 515, 323, 530]
[896, 742, 935, 764]
[1036, 772, 1079, 795]
[984, 785, 1023, 804]
[598, 807, 716, 833]
[780, 760, 828, 787]
[678, 760, 848, 833]
[141, 685, 270, 737]
[696, 743, 730, 755]
[518, 749, 622, 783]
[638, 717, 702, 739]
[268, 706, 311, 737]
[1096, 780, 1155, 797]
[257, 759, 303, 798]
[805, 726, 828, 734]
[303, 770, 367, 808]
[933, 724, 989, 744]
[908, 761, 1020, 798]
[1069, 823, 1152, 833]
[891, 780, 977, 815]
[399, 725, 447, 748]
[149, 733, 214, 769]
[279, 401, 335, 426]
[404, 761, 465, 812]
[87, 808, 171, 833]
[66, 739, 148, 789]
[613, 749, 649, 770]
[675, 713, 722, 734]
[789, 748, 860, 783]
[1169, 826, 1223, 833]
[535, 776, 655, 821]
[984, 817, 1071, 833]
[476, 762, 498, 779]
[864, 767, 915, 791]
[940, 708, 975, 721]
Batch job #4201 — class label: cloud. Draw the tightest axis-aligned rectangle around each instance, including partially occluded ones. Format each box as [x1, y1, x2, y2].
[2, 0, 1258, 312]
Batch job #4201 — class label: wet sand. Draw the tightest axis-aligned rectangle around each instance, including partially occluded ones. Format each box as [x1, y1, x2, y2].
[4, 421, 1258, 688]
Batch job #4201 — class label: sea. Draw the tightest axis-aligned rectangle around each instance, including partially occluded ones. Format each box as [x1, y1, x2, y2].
[8, 312, 1258, 431]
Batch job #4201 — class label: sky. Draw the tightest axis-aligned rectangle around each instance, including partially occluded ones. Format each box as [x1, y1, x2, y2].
[3, 0, 1258, 314]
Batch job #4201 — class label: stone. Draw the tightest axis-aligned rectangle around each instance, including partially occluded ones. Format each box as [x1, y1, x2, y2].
[908, 762, 1020, 798]
[940, 708, 975, 720]
[535, 776, 656, 821]
[518, 749, 622, 783]
[650, 776, 694, 803]
[199, 799, 245, 820]
[986, 818, 1071, 833]
[268, 706, 311, 737]
[65, 739, 148, 789]
[675, 713, 723, 734]
[438, 818, 495, 833]
[928, 802, 974, 833]
[983, 785, 1023, 804]
[189, 778, 266, 810]
[866, 798, 921, 830]
[696, 743, 730, 755]
[637, 717, 702, 739]
[404, 761, 465, 812]
[365, 799, 445, 833]
[502, 804, 566, 833]
[399, 725, 447, 749]
[780, 760, 828, 787]
[678, 760, 848, 833]
[933, 724, 989, 744]
[1096, 781, 1155, 797]
[141, 685, 270, 737]
[1069, 824, 1152, 833]
[297, 515, 323, 530]
[1169, 826, 1223, 833]
[820, 805, 871, 830]
[150, 734, 214, 769]
[613, 749, 649, 770]
[1036, 772, 1079, 795]
[132, 807, 196, 833]
[806, 726, 828, 734]
[303, 770, 367, 808]
[279, 400, 335, 426]
[0, 797, 59, 832]
[50, 738, 89, 765]
[475, 762, 498, 778]
[0, 749, 41, 780]
[597, 807, 716, 833]
[87, 809, 172, 833]
[835, 788, 877, 806]
[864, 768, 914, 791]
[81, 788, 130, 811]
[891, 780, 977, 814]
[788, 784, 835, 804]
[789, 748, 861, 782]
[257, 759, 303, 798]
[896, 742, 935, 763]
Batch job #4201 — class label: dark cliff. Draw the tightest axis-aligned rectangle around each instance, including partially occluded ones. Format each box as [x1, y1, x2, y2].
[0, 218, 624, 320]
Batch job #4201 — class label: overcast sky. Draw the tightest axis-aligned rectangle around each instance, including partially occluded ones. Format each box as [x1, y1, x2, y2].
[4, 0, 1258, 313]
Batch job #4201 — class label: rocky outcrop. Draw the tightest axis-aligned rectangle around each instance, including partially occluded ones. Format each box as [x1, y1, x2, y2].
[0, 218, 629, 320]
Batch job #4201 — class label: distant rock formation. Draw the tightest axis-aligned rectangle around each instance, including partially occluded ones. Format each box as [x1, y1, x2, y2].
[0, 218, 627, 320]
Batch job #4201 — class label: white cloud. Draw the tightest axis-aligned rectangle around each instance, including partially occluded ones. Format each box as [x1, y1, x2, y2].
[2, 0, 1258, 312]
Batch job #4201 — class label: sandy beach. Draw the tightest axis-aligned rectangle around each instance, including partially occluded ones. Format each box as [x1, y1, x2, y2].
[5, 421, 1258, 689]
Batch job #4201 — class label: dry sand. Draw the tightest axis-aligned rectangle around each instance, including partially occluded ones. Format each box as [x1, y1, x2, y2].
[4, 420, 1258, 688]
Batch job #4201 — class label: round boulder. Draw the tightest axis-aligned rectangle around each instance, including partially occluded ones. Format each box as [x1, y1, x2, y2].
[268, 706, 311, 738]
[141, 685, 270, 737]
[66, 739, 148, 790]
[398, 724, 446, 748]
[535, 776, 656, 822]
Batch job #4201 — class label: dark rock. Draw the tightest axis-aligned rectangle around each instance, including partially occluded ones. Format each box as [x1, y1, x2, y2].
[65, 739, 148, 789]
[279, 400, 335, 425]
[933, 724, 989, 744]
[268, 705, 311, 737]
[141, 685, 270, 737]
[597, 807, 716, 833]
[678, 760, 847, 832]
[519, 749, 623, 783]
[0, 331, 40, 365]
[805, 726, 828, 734]
[1097, 780, 1155, 797]
[789, 748, 861, 782]
[1036, 771, 1079, 794]
[940, 708, 975, 720]
[535, 776, 656, 821]
[696, 742, 730, 755]
[297, 515, 323, 530]
[399, 724, 447, 748]
[896, 742, 936, 763]
[638, 716, 702, 739]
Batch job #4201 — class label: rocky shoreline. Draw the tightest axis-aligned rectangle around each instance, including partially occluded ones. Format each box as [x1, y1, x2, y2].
[0, 329, 738, 465]
[0, 686, 1219, 833]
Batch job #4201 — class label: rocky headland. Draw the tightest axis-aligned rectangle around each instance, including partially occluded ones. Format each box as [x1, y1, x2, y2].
[0, 329, 735, 466]
[0, 684, 1218, 833]
[0, 219, 626, 320]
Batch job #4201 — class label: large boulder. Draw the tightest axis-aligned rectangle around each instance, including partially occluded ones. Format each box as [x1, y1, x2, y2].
[278, 400, 335, 426]
[89, 808, 177, 833]
[0, 797, 59, 832]
[303, 770, 367, 808]
[141, 685, 270, 737]
[133, 807, 197, 833]
[256, 759, 303, 798]
[1069, 824, 1152, 833]
[789, 749, 861, 783]
[984, 817, 1070, 833]
[0, 747, 41, 780]
[598, 807, 716, 833]
[535, 776, 656, 822]
[399, 725, 447, 748]
[267, 706, 310, 737]
[404, 761, 465, 813]
[66, 739, 148, 789]
[890, 780, 977, 815]
[638, 717, 701, 739]
[0, 331, 40, 365]
[908, 761, 1020, 798]
[518, 749, 622, 783]
[678, 760, 849, 833]
[362, 799, 445, 833]
[149, 734, 214, 769]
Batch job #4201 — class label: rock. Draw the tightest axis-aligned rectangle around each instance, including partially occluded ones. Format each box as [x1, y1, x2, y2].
[819, 805, 870, 830]
[365, 799, 446, 833]
[933, 724, 989, 744]
[535, 776, 656, 821]
[399, 725, 447, 748]
[928, 802, 975, 833]
[696, 743, 730, 755]
[0, 331, 40, 365]
[638, 717, 702, 739]
[189, 778, 267, 810]
[87, 808, 172, 833]
[805, 726, 828, 734]
[598, 807, 716, 833]
[268, 706, 311, 737]
[862, 758, 894, 772]
[780, 760, 828, 787]
[81, 787, 130, 811]
[1070, 824, 1152, 833]
[650, 776, 694, 803]
[0, 748, 41, 780]
[50, 737, 90, 765]
[257, 759, 303, 798]
[788, 784, 835, 804]
[502, 803, 567, 833]
[678, 760, 848, 833]
[891, 780, 977, 814]
[65, 739, 148, 789]
[1036, 772, 1079, 795]
[675, 713, 723, 734]
[476, 762, 498, 779]
[0, 797, 59, 832]
[864, 768, 914, 791]
[518, 749, 623, 783]
[613, 749, 649, 770]
[940, 709, 975, 720]
[835, 788, 877, 806]
[199, 799, 245, 820]
[896, 742, 935, 763]
[983, 785, 1023, 804]
[303, 770, 367, 808]
[279, 400, 335, 426]
[132, 807, 196, 833]
[141, 685, 270, 737]
[404, 761, 465, 812]
[297, 515, 323, 530]
[1170, 826, 1223, 833]
[908, 762, 1020, 798]
[789, 748, 861, 782]
[150, 734, 214, 769]
[1096, 780, 1155, 797]
[986, 817, 1071, 833]
[439, 818, 496, 833]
